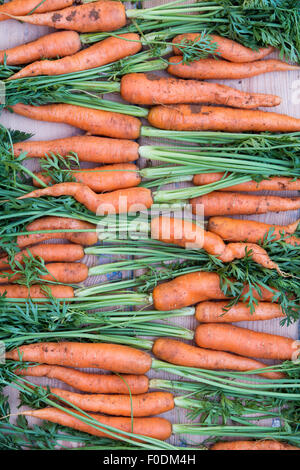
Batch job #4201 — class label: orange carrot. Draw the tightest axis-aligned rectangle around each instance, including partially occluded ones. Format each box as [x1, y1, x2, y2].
[6, 342, 152, 374]
[168, 57, 299, 80]
[195, 324, 296, 360]
[121, 73, 280, 109]
[0, 284, 74, 299]
[10, 33, 142, 80]
[33, 163, 141, 193]
[18, 183, 153, 215]
[172, 34, 274, 62]
[211, 441, 300, 451]
[152, 338, 284, 380]
[23, 407, 172, 441]
[11, 103, 141, 140]
[193, 173, 300, 192]
[191, 192, 300, 216]
[0, 262, 88, 284]
[208, 216, 300, 245]
[10, 1, 127, 33]
[0, 0, 73, 22]
[147, 105, 300, 133]
[16, 365, 149, 394]
[195, 301, 285, 323]
[13, 136, 140, 164]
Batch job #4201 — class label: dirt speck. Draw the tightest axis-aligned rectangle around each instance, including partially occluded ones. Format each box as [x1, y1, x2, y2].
[66, 10, 77, 22]
[51, 13, 63, 23]
[89, 8, 100, 20]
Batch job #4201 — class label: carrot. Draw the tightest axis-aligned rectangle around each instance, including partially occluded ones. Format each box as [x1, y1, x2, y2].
[47, 388, 174, 417]
[172, 34, 275, 63]
[195, 301, 285, 323]
[0, 244, 84, 271]
[23, 407, 172, 441]
[168, 57, 300, 80]
[6, 342, 152, 374]
[10, 1, 127, 33]
[11, 103, 141, 140]
[13, 136, 139, 164]
[211, 440, 300, 451]
[152, 338, 284, 380]
[17, 216, 98, 248]
[0, 262, 89, 284]
[190, 192, 300, 216]
[33, 163, 141, 193]
[147, 105, 300, 133]
[208, 216, 300, 245]
[16, 365, 149, 394]
[195, 324, 296, 360]
[121, 73, 280, 109]
[0, 284, 74, 299]
[0, 0, 73, 22]
[18, 183, 153, 215]
[193, 173, 300, 192]
[10, 33, 142, 80]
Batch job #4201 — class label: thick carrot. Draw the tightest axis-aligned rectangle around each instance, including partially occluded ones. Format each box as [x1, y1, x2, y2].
[211, 441, 300, 451]
[11, 2, 127, 33]
[152, 338, 284, 380]
[195, 301, 285, 323]
[172, 34, 274, 63]
[121, 73, 280, 109]
[18, 183, 153, 215]
[0, 31, 81, 66]
[0, 284, 74, 299]
[208, 216, 300, 245]
[195, 324, 296, 360]
[13, 136, 140, 164]
[0, 0, 73, 22]
[168, 57, 300, 80]
[0, 244, 84, 271]
[191, 192, 300, 216]
[147, 105, 300, 133]
[17, 216, 98, 248]
[23, 408, 172, 441]
[16, 365, 149, 394]
[193, 173, 300, 192]
[48, 388, 174, 417]
[10, 33, 142, 80]
[6, 342, 152, 374]
[11, 104, 141, 140]
[0, 262, 89, 284]
[33, 163, 141, 193]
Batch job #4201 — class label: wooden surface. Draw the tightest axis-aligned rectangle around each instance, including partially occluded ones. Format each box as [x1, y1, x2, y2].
[0, 1, 299, 448]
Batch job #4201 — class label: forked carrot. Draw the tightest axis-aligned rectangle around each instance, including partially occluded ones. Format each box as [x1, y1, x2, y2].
[0, 284, 74, 299]
[0, 262, 88, 284]
[0, 0, 73, 22]
[193, 173, 300, 192]
[211, 441, 300, 451]
[195, 301, 285, 323]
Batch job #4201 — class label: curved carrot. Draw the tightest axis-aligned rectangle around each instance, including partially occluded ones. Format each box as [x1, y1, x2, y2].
[191, 192, 300, 216]
[6, 342, 152, 374]
[195, 301, 285, 323]
[195, 324, 296, 360]
[33, 163, 141, 193]
[0, 0, 73, 22]
[10, 33, 142, 80]
[218, 243, 282, 273]
[147, 105, 300, 133]
[23, 408, 172, 441]
[193, 173, 300, 192]
[0, 262, 88, 284]
[16, 365, 149, 394]
[172, 34, 274, 63]
[168, 57, 300, 80]
[211, 440, 300, 451]
[152, 338, 284, 380]
[11, 103, 141, 140]
[0, 284, 74, 299]
[13, 136, 140, 164]
[11, 1, 127, 33]
[121, 73, 280, 109]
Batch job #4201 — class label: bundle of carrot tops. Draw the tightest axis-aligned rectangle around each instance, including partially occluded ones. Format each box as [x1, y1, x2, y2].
[0, 0, 299, 452]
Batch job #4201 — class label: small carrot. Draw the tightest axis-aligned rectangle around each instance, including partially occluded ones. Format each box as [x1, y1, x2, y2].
[195, 324, 296, 360]
[195, 301, 285, 323]
[6, 342, 152, 374]
[10, 33, 142, 80]
[152, 338, 284, 380]
[0, 0, 73, 22]
[147, 105, 300, 133]
[33, 163, 141, 193]
[211, 441, 300, 451]
[11, 103, 141, 140]
[193, 173, 300, 192]
[191, 192, 300, 216]
[16, 365, 149, 395]
[168, 57, 300, 80]
[121, 73, 280, 109]
[0, 262, 88, 284]
[0, 284, 74, 299]
[172, 34, 274, 63]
